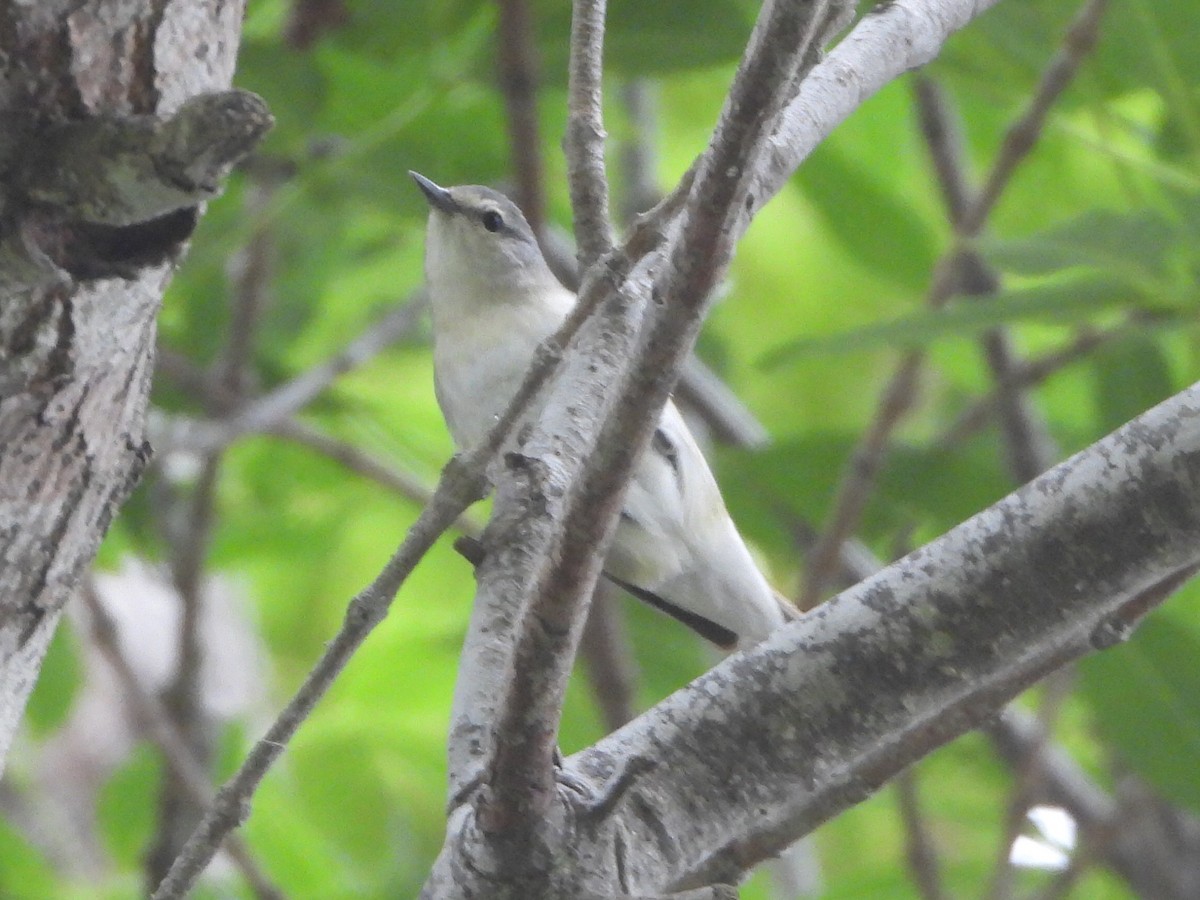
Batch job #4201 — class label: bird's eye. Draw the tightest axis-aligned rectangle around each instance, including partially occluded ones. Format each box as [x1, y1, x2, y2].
[481, 210, 504, 233]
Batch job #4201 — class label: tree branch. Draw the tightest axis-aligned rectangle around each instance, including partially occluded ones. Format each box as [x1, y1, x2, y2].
[567, 382, 1200, 892]
[961, 0, 1108, 234]
[148, 173, 278, 890]
[153, 193, 625, 897]
[164, 295, 427, 455]
[798, 0, 1104, 605]
[80, 583, 283, 900]
[895, 769, 947, 900]
[496, 0, 548, 238]
[565, 0, 614, 266]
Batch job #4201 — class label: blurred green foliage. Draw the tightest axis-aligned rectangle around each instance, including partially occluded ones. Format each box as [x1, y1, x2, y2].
[10, 0, 1200, 897]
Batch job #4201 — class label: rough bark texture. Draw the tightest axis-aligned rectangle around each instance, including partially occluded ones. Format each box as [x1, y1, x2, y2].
[422, 376, 1200, 899]
[0, 0, 254, 772]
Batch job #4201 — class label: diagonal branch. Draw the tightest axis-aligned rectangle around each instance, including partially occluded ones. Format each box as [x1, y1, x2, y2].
[961, 0, 1108, 234]
[798, 0, 1106, 606]
[165, 296, 427, 455]
[80, 583, 283, 900]
[152, 198, 625, 897]
[569, 381, 1200, 891]
[469, 0, 837, 853]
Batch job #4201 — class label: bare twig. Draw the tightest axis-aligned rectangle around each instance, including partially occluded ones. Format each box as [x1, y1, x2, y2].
[799, 0, 1106, 607]
[148, 175, 279, 890]
[911, 74, 971, 224]
[758, 0, 1003, 208]
[496, 0, 548, 237]
[472, 0, 836, 843]
[153, 210, 623, 897]
[895, 769, 947, 900]
[167, 295, 428, 455]
[268, 420, 483, 536]
[148, 456, 221, 889]
[912, 77, 1060, 483]
[579, 582, 639, 731]
[936, 326, 1113, 448]
[962, 0, 1109, 234]
[80, 583, 284, 900]
[565, 0, 614, 266]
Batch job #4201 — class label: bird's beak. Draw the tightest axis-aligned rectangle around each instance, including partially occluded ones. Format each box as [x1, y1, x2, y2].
[409, 171, 456, 214]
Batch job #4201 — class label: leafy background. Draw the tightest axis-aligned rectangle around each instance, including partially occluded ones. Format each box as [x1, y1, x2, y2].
[4, 0, 1200, 897]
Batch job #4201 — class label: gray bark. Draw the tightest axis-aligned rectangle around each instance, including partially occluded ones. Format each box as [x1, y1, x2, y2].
[423, 367, 1200, 899]
[0, 1, 264, 773]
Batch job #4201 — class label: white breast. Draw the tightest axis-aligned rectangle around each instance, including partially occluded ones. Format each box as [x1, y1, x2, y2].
[431, 283, 576, 451]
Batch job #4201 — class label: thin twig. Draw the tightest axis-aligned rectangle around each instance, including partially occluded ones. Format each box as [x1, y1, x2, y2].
[895, 768, 947, 900]
[565, 0, 614, 266]
[911, 74, 971, 224]
[798, 0, 1107, 607]
[913, 76, 1060, 483]
[169, 295, 428, 455]
[962, 0, 1109, 235]
[495, 0, 547, 238]
[936, 326, 1113, 448]
[152, 219, 621, 898]
[579, 582, 639, 731]
[80, 583, 284, 900]
[149, 176, 280, 890]
[475, 0, 836, 839]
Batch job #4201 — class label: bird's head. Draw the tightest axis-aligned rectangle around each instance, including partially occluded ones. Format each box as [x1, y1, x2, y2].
[410, 171, 553, 300]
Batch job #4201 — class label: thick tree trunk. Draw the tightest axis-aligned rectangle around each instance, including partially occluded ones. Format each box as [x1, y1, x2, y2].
[0, 1, 257, 771]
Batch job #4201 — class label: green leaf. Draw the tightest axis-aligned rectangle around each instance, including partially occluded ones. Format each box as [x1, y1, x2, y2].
[534, 0, 753, 79]
[797, 142, 940, 291]
[937, 0, 1200, 111]
[760, 272, 1146, 366]
[97, 744, 164, 867]
[0, 819, 58, 900]
[721, 434, 1010, 563]
[1091, 334, 1176, 433]
[1079, 612, 1200, 815]
[985, 198, 1200, 286]
[24, 620, 82, 737]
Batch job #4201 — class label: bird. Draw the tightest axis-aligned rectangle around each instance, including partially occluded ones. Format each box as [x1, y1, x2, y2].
[411, 171, 797, 649]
